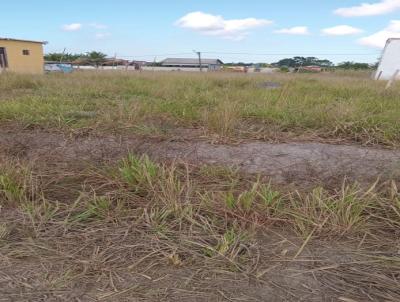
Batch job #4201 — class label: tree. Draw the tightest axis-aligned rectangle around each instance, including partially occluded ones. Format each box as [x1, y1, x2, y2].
[336, 61, 371, 70]
[274, 58, 296, 67]
[315, 59, 334, 67]
[44, 52, 82, 62]
[273, 57, 333, 68]
[83, 51, 108, 67]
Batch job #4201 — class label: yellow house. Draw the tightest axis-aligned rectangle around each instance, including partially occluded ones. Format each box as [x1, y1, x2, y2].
[0, 38, 47, 74]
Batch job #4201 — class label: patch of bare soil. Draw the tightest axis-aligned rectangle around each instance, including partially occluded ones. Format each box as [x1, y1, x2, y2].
[1, 128, 399, 187]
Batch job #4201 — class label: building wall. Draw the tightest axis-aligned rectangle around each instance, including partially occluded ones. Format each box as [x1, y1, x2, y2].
[0, 40, 44, 74]
[142, 66, 209, 72]
[375, 39, 400, 80]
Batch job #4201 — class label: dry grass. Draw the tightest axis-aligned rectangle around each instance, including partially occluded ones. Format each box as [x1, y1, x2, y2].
[0, 154, 399, 300]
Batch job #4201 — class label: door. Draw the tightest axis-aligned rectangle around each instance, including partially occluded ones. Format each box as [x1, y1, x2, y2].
[0, 47, 8, 70]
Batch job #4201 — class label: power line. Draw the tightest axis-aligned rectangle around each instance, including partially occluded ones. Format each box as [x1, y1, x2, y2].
[113, 51, 380, 61]
[202, 51, 380, 56]
[46, 50, 380, 58]
[117, 52, 194, 58]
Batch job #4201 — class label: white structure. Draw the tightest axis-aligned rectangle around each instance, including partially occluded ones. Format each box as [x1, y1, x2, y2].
[160, 58, 223, 71]
[375, 38, 400, 80]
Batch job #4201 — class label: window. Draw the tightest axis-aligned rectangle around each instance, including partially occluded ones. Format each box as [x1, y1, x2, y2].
[22, 49, 30, 56]
[0, 47, 8, 68]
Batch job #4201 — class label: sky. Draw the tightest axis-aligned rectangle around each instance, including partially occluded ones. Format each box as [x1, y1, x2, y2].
[2, 0, 400, 63]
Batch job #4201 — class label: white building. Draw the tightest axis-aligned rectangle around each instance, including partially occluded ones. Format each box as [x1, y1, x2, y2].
[375, 38, 400, 80]
[160, 58, 223, 71]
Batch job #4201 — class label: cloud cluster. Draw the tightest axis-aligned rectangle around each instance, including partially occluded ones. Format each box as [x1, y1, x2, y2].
[335, 0, 400, 17]
[61, 22, 110, 39]
[63, 9, 399, 50]
[175, 11, 272, 40]
[322, 25, 363, 36]
[89, 23, 108, 29]
[95, 32, 111, 40]
[274, 26, 309, 35]
[358, 20, 400, 47]
[62, 23, 82, 31]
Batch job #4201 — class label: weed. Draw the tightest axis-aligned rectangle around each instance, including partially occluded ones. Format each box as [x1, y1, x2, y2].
[70, 195, 118, 223]
[142, 206, 172, 233]
[0, 162, 34, 205]
[224, 191, 237, 209]
[0, 223, 9, 240]
[21, 198, 59, 231]
[203, 100, 240, 137]
[201, 227, 250, 267]
[258, 183, 283, 215]
[237, 184, 258, 211]
[0, 173, 25, 204]
[286, 184, 372, 236]
[119, 154, 158, 193]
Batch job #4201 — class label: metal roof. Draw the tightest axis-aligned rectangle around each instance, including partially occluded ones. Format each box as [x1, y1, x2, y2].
[161, 58, 223, 66]
[0, 38, 48, 44]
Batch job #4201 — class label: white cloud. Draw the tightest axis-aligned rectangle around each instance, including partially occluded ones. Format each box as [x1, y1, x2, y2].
[62, 23, 82, 31]
[358, 20, 400, 47]
[90, 23, 108, 29]
[274, 26, 309, 35]
[175, 11, 272, 40]
[334, 0, 400, 17]
[321, 25, 363, 36]
[95, 32, 111, 40]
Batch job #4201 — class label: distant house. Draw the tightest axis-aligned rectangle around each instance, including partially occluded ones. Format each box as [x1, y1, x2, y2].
[0, 38, 47, 74]
[224, 66, 248, 73]
[299, 65, 322, 72]
[129, 60, 148, 70]
[161, 58, 223, 71]
[101, 59, 129, 66]
[44, 61, 73, 73]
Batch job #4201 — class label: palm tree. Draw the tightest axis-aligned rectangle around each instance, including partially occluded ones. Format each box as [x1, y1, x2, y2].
[84, 51, 107, 67]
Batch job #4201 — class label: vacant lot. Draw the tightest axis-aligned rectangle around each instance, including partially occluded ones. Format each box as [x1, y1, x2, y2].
[0, 71, 399, 301]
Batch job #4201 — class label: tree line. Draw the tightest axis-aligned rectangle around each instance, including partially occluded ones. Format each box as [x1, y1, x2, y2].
[44, 52, 377, 70]
[44, 51, 108, 67]
[272, 56, 377, 70]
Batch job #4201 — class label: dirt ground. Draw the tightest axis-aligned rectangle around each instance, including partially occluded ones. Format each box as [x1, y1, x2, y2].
[1, 127, 400, 301]
[1, 128, 399, 187]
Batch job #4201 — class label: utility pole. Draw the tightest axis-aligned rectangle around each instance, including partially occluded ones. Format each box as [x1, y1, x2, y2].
[153, 57, 157, 72]
[193, 50, 202, 72]
[59, 48, 66, 63]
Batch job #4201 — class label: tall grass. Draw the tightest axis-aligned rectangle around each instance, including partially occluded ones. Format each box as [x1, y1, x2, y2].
[0, 71, 399, 144]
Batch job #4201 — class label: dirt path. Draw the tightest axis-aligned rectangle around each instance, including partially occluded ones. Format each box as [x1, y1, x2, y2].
[1, 128, 399, 187]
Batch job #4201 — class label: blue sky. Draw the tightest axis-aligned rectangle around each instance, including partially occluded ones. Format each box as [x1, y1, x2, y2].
[2, 0, 400, 63]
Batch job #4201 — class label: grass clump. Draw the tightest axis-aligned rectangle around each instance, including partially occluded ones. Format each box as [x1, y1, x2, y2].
[119, 154, 158, 193]
[286, 185, 373, 236]
[0, 162, 33, 205]
[0, 173, 25, 204]
[71, 196, 112, 222]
